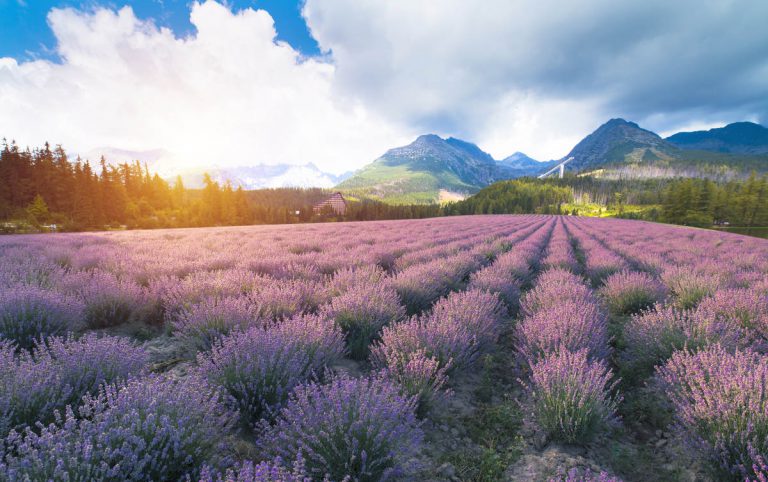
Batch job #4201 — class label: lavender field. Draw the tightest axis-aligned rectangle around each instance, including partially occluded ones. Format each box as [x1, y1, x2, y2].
[1, 215, 767, 481]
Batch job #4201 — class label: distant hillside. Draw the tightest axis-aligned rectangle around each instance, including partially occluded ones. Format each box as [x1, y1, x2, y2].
[337, 135, 550, 204]
[562, 118, 678, 171]
[563, 119, 768, 180]
[498, 152, 558, 176]
[666, 122, 768, 155]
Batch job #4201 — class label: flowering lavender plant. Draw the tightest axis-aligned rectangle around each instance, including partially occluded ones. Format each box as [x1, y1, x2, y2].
[599, 271, 668, 316]
[381, 349, 451, 416]
[516, 300, 610, 367]
[656, 345, 768, 480]
[258, 374, 423, 482]
[198, 318, 343, 426]
[60, 270, 149, 328]
[662, 266, 721, 309]
[172, 295, 264, 352]
[0, 285, 84, 350]
[1, 375, 236, 481]
[468, 266, 522, 313]
[525, 349, 621, 444]
[621, 304, 743, 381]
[199, 457, 311, 482]
[320, 283, 405, 359]
[0, 334, 147, 434]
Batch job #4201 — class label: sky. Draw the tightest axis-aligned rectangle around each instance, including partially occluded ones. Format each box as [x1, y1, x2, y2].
[1, 0, 767, 175]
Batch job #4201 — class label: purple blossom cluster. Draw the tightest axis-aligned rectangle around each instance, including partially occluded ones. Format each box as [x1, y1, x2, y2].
[1, 375, 236, 481]
[620, 304, 742, 380]
[656, 345, 768, 480]
[0, 285, 84, 349]
[525, 349, 621, 444]
[199, 457, 311, 482]
[371, 289, 504, 412]
[319, 282, 405, 359]
[0, 334, 148, 434]
[661, 266, 722, 309]
[598, 270, 668, 316]
[257, 374, 423, 481]
[59, 270, 152, 328]
[172, 295, 265, 352]
[393, 251, 483, 314]
[516, 299, 610, 367]
[694, 287, 768, 349]
[197, 316, 344, 426]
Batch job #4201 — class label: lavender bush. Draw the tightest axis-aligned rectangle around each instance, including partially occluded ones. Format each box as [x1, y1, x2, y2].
[468, 266, 522, 313]
[0, 285, 84, 350]
[199, 457, 310, 482]
[662, 267, 721, 309]
[172, 295, 264, 352]
[60, 270, 149, 328]
[621, 304, 743, 381]
[381, 348, 451, 416]
[525, 349, 621, 444]
[599, 271, 668, 316]
[695, 288, 768, 349]
[515, 300, 610, 367]
[0, 334, 147, 434]
[320, 283, 405, 359]
[198, 319, 343, 426]
[371, 289, 504, 374]
[1, 375, 236, 481]
[656, 345, 768, 480]
[258, 374, 423, 481]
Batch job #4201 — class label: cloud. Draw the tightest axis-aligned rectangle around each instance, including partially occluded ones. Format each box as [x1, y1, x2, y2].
[0, 1, 412, 174]
[304, 0, 768, 160]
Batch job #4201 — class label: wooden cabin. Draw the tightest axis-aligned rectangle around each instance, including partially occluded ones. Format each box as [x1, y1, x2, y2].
[313, 192, 347, 216]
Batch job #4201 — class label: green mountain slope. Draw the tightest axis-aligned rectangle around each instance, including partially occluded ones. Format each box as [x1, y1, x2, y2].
[337, 135, 548, 204]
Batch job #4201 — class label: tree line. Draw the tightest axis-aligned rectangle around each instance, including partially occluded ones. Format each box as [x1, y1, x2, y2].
[0, 140, 438, 232]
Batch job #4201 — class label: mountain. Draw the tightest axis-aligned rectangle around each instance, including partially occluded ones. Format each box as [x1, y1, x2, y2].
[179, 164, 352, 190]
[665, 122, 768, 155]
[562, 118, 678, 171]
[499, 152, 558, 176]
[336, 134, 548, 204]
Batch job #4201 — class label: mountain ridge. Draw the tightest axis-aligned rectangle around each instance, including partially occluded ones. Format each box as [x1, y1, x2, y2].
[336, 134, 551, 204]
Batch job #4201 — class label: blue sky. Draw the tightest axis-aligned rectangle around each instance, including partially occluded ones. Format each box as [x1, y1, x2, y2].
[0, 0, 320, 60]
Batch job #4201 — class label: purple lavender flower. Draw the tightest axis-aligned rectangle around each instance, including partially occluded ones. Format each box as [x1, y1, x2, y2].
[524, 349, 621, 444]
[258, 374, 423, 481]
[199, 456, 311, 482]
[520, 269, 595, 317]
[320, 282, 405, 360]
[599, 271, 668, 316]
[621, 304, 745, 381]
[172, 295, 265, 352]
[1, 375, 237, 481]
[371, 289, 504, 373]
[662, 266, 721, 309]
[328, 264, 389, 297]
[380, 349, 451, 417]
[0, 334, 147, 434]
[468, 266, 522, 313]
[694, 288, 768, 349]
[516, 300, 610, 367]
[197, 318, 343, 426]
[59, 270, 149, 328]
[0, 285, 84, 350]
[656, 345, 768, 480]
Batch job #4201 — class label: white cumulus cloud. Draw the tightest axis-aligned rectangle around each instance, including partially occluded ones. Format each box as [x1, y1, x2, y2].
[0, 1, 413, 175]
